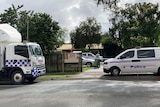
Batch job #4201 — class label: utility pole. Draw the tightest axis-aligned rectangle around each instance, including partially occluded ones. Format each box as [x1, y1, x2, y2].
[27, 20, 29, 41]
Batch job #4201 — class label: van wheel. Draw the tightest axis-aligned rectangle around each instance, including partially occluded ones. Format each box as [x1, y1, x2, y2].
[111, 68, 120, 76]
[157, 68, 160, 75]
[11, 71, 25, 85]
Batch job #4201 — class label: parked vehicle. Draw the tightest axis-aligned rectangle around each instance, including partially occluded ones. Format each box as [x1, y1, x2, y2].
[103, 47, 160, 76]
[0, 24, 46, 84]
[82, 57, 95, 67]
[82, 52, 103, 61]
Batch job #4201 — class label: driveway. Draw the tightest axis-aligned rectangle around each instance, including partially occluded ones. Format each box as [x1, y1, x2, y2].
[72, 65, 105, 79]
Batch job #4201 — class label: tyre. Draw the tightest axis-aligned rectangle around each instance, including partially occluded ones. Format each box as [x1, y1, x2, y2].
[11, 71, 25, 85]
[111, 67, 120, 76]
[86, 62, 92, 67]
[157, 68, 160, 75]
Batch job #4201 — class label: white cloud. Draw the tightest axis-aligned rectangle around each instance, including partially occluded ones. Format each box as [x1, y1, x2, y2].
[0, 0, 160, 43]
[0, 0, 11, 13]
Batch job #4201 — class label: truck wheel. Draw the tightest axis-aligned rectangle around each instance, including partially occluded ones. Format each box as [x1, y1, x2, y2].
[111, 67, 120, 76]
[11, 71, 25, 85]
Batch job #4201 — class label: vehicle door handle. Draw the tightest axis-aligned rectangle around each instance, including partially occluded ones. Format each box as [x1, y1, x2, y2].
[132, 60, 140, 62]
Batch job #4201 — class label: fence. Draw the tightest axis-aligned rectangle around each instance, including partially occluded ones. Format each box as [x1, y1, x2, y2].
[45, 51, 82, 72]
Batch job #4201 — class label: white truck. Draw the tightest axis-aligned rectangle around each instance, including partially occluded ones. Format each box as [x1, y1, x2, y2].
[0, 24, 46, 84]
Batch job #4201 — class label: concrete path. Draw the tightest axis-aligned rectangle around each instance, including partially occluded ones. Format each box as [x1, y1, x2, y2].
[72, 65, 106, 79]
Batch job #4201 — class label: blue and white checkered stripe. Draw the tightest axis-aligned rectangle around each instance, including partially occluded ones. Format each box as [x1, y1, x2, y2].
[32, 68, 46, 77]
[5, 59, 46, 77]
[5, 59, 31, 67]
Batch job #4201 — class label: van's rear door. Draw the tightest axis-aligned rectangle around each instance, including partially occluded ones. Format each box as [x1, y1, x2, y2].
[136, 49, 157, 73]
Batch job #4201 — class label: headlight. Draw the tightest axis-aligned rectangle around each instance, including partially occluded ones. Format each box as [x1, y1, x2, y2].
[32, 62, 37, 69]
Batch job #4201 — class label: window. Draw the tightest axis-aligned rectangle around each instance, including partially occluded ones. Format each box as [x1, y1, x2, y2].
[137, 50, 155, 58]
[88, 53, 94, 57]
[82, 53, 87, 57]
[120, 51, 134, 59]
[29, 45, 43, 56]
[15, 45, 29, 58]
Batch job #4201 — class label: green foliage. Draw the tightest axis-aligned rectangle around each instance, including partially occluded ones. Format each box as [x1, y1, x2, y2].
[102, 33, 123, 57]
[70, 17, 102, 49]
[0, 4, 23, 27]
[109, 2, 160, 49]
[103, 41, 123, 58]
[0, 4, 65, 54]
[28, 13, 62, 54]
[154, 24, 160, 46]
[96, 0, 119, 9]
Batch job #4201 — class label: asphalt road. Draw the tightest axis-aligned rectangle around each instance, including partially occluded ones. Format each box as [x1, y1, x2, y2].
[1, 66, 160, 107]
[1, 79, 160, 107]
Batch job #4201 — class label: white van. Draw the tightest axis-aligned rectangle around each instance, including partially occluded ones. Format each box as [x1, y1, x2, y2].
[103, 47, 160, 76]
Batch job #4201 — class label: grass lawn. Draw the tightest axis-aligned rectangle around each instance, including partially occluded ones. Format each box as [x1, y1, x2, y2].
[37, 66, 93, 80]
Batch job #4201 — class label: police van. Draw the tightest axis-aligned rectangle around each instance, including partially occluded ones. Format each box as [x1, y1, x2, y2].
[103, 47, 160, 76]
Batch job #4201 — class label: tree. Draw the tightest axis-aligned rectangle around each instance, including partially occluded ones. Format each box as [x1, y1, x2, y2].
[108, 3, 160, 48]
[0, 4, 65, 54]
[155, 24, 160, 46]
[28, 13, 64, 54]
[0, 4, 25, 28]
[70, 17, 102, 49]
[101, 32, 122, 57]
[96, 0, 119, 9]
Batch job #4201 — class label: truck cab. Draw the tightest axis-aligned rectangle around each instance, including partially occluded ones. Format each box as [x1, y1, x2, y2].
[3, 42, 46, 84]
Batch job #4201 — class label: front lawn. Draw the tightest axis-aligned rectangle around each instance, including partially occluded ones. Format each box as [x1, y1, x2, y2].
[37, 66, 93, 80]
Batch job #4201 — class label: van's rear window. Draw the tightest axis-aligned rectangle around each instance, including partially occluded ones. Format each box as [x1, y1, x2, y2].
[137, 50, 155, 58]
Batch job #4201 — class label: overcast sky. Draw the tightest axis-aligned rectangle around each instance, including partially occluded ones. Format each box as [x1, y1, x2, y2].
[0, 0, 160, 43]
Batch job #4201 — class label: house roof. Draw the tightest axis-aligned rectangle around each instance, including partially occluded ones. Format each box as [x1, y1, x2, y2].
[57, 43, 103, 51]
[85, 43, 103, 49]
[57, 43, 74, 50]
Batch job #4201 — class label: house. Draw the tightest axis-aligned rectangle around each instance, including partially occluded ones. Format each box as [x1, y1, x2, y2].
[57, 43, 74, 51]
[57, 43, 103, 51]
[85, 43, 103, 50]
